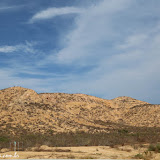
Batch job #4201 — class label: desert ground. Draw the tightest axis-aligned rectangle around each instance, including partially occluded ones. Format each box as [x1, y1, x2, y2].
[0, 144, 160, 159]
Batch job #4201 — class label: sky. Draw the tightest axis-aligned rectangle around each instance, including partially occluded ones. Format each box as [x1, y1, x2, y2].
[0, 0, 160, 104]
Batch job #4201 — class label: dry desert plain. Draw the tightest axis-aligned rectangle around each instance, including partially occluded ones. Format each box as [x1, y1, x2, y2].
[0, 145, 160, 159]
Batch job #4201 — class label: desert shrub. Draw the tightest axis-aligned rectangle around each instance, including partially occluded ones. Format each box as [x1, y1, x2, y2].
[67, 155, 75, 159]
[148, 143, 160, 152]
[118, 129, 129, 134]
[54, 148, 71, 152]
[1, 124, 160, 149]
[148, 144, 156, 151]
[134, 151, 153, 160]
[0, 136, 9, 143]
[134, 153, 144, 159]
[0, 136, 10, 149]
[80, 155, 95, 159]
[156, 144, 160, 152]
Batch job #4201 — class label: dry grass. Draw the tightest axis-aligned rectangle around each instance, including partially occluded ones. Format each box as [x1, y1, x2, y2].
[1, 145, 160, 159]
[54, 148, 71, 152]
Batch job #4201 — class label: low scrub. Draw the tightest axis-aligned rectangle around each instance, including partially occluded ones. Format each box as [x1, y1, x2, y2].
[148, 143, 160, 153]
[1, 126, 160, 150]
[134, 151, 153, 160]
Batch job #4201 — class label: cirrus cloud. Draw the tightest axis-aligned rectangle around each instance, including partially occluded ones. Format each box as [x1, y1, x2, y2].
[29, 7, 84, 23]
[0, 41, 38, 54]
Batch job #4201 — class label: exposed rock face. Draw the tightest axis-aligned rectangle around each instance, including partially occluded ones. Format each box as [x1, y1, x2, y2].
[0, 86, 159, 135]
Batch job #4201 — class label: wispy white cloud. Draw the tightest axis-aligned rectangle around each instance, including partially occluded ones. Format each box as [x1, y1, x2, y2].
[56, 24, 160, 103]
[49, 0, 131, 65]
[0, 4, 24, 12]
[117, 34, 148, 49]
[0, 45, 17, 53]
[0, 68, 45, 91]
[0, 66, 75, 94]
[0, 41, 38, 54]
[40, 0, 160, 103]
[29, 7, 84, 23]
[0, 6, 16, 10]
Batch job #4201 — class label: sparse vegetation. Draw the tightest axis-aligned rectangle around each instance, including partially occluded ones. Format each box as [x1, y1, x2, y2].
[0, 136, 9, 143]
[54, 148, 71, 152]
[0, 135, 10, 149]
[118, 129, 129, 134]
[66, 155, 75, 159]
[134, 153, 144, 159]
[134, 151, 153, 160]
[80, 155, 95, 159]
[148, 143, 160, 153]
[0, 126, 160, 150]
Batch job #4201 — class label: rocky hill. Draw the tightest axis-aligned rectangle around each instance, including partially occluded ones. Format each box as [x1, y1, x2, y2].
[0, 86, 159, 136]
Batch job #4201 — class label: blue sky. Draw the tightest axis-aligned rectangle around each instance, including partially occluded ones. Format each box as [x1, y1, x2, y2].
[0, 0, 160, 104]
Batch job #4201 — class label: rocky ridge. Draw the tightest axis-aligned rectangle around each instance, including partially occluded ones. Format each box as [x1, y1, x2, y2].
[0, 86, 159, 136]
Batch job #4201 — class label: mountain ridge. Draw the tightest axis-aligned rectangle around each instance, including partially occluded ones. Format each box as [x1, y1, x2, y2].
[0, 86, 159, 136]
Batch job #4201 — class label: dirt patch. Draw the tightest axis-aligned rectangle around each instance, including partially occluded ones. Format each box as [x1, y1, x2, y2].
[1, 145, 160, 159]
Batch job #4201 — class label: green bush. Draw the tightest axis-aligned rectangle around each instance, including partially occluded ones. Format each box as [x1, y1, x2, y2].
[0, 136, 9, 142]
[148, 143, 160, 153]
[134, 151, 153, 160]
[134, 153, 144, 159]
[148, 144, 156, 151]
[156, 143, 160, 152]
[118, 129, 129, 134]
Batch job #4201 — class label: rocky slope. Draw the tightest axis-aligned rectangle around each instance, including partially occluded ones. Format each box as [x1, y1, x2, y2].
[0, 86, 159, 136]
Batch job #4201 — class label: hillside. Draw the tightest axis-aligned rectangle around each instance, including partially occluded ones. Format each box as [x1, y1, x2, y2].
[0, 87, 159, 134]
[0, 86, 160, 148]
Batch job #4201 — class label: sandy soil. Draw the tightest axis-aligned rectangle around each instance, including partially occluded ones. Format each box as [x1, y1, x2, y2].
[0, 145, 160, 159]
